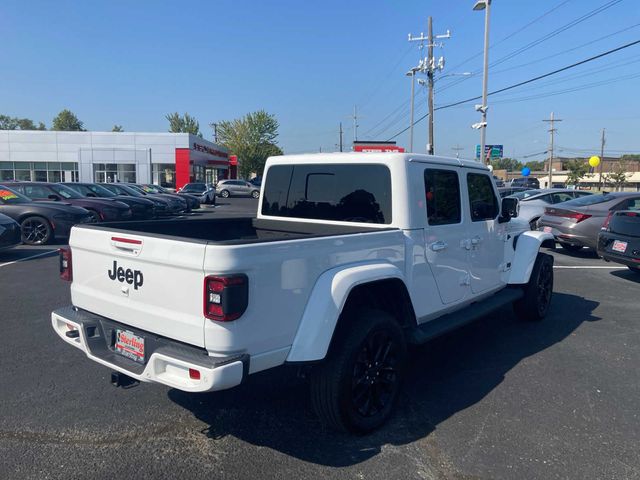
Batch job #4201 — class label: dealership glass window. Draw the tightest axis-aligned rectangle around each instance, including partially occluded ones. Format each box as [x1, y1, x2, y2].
[152, 164, 176, 189]
[94, 163, 136, 183]
[0, 161, 78, 182]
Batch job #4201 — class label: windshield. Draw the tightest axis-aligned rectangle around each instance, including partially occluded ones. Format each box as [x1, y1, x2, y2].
[140, 185, 161, 194]
[510, 190, 539, 200]
[85, 184, 117, 197]
[102, 183, 144, 197]
[49, 184, 83, 199]
[563, 193, 616, 207]
[182, 183, 206, 192]
[0, 185, 31, 204]
[129, 185, 149, 195]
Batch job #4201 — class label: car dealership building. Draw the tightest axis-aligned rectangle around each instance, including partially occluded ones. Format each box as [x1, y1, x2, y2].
[0, 130, 231, 189]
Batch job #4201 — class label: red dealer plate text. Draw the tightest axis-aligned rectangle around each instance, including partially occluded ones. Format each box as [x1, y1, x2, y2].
[114, 329, 145, 363]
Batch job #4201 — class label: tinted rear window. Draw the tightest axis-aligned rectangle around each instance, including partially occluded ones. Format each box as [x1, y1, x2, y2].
[563, 193, 616, 207]
[262, 164, 391, 224]
[610, 212, 640, 237]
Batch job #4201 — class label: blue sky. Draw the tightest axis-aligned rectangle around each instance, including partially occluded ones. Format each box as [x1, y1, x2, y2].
[2, 0, 639, 161]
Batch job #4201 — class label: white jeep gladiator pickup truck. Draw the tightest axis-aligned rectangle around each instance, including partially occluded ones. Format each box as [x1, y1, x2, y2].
[52, 153, 555, 433]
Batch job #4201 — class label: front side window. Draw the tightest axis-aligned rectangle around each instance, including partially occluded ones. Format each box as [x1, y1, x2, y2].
[424, 169, 461, 225]
[467, 173, 499, 221]
[262, 164, 391, 224]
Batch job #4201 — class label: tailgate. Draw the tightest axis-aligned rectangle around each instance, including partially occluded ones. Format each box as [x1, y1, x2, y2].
[69, 226, 208, 348]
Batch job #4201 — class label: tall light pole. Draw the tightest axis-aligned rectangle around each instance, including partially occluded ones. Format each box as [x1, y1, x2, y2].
[406, 68, 418, 152]
[473, 0, 491, 164]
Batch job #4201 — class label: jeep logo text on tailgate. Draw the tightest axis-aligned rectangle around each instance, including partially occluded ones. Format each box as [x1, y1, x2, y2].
[108, 261, 144, 290]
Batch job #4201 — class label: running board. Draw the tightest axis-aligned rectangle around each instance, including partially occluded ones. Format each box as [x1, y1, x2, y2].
[408, 287, 524, 345]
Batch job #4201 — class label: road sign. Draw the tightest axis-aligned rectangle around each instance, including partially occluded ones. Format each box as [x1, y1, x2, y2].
[475, 144, 503, 159]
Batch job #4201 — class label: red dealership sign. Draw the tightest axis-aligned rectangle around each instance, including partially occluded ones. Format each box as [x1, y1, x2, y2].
[352, 141, 404, 153]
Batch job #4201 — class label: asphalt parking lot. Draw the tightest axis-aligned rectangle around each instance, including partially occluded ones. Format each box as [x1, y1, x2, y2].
[1, 199, 639, 480]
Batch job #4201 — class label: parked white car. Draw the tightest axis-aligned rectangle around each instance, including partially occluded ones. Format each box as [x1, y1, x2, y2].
[52, 153, 555, 433]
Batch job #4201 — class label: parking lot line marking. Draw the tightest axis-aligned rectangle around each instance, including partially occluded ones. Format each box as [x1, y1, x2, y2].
[553, 265, 625, 269]
[0, 250, 57, 269]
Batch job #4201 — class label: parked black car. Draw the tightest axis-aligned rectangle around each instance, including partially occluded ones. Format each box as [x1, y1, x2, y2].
[510, 177, 540, 189]
[598, 210, 640, 273]
[62, 183, 156, 220]
[137, 184, 199, 211]
[0, 212, 21, 250]
[5, 182, 132, 223]
[0, 185, 92, 245]
[99, 183, 173, 215]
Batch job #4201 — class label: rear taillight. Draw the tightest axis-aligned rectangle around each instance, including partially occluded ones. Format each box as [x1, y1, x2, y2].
[203, 275, 248, 322]
[59, 247, 72, 281]
[601, 211, 614, 231]
[545, 208, 592, 223]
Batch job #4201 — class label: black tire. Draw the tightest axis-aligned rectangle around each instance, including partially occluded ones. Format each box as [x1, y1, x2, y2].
[310, 309, 407, 433]
[513, 252, 554, 322]
[20, 216, 53, 245]
[220, 190, 230, 198]
[251, 190, 260, 199]
[86, 210, 101, 223]
[560, 243, 583, 252]
[628, 265, 640, 274]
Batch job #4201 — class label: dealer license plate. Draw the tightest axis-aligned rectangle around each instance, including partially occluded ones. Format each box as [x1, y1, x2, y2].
[612, 240, 628, 253]
[114, 329, 145, 363]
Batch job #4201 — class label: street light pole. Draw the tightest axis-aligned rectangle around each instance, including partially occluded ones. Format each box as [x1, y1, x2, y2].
[474, 0, 491, 164]
[406, 69, 416, 152]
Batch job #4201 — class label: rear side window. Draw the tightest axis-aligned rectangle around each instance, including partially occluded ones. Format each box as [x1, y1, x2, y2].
[609, 212, 640, 237]
[467, 173, 499, 221]
[424, 169, 461, 225]
[551, 192, 573, 204]
[262, 164, 391, 224]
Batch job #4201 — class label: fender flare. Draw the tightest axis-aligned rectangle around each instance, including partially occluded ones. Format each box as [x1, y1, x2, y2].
[286, 262, 405, 363]
[507, 230, 554, 284]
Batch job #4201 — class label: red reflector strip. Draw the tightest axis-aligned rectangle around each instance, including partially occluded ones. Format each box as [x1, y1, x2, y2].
[189, 368, 201, 380]
[111, 236, 142, 245]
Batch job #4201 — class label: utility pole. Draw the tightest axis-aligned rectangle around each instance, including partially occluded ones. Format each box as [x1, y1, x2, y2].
[406, 68, 418, 152]
[543, 112, 562, 188]
[427, 17, 434, 155]
[409, 18, 450, 155]
[599, 128, 606, 188]
[452, 145, 464, 158]
[339, 122, 343, 152]
[211, 123, 218, 143]
[352, 106, 359, 142]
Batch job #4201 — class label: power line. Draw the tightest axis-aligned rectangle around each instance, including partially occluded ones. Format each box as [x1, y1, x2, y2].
[385, 38, 640, 141]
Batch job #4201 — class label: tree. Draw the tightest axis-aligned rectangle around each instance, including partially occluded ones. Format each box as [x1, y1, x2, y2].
[52, 109, 85, 131]
[620, 154, 640, 163]
[216, 110, 283, 178]
[112, 125, 124, 132]
[490, 157, 522, 172]
[603, 161, 631, 191]
[524, 160, 545, 171]
[165, 112, 201, 136]
[565, 159, 589, 187]
[0, 115, 46, 130]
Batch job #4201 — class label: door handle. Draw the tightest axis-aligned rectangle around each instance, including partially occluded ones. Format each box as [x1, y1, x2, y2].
[430, 241, 448, 252]
[471, 235, 482, 245]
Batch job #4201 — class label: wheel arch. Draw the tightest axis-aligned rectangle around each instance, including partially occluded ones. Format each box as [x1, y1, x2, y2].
[286, 263, 415, 363]
[508, 231, 555, 284]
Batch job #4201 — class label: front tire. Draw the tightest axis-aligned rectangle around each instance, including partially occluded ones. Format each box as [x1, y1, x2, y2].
[513, 252, 554, 322]
[310, 309, 407, 433]
[628, 265, 640, 274]
[21, 216, 53, 245]
[560, 243, 583, 253]
[86, 210, 101, 223]
[219, 190, 230, 198]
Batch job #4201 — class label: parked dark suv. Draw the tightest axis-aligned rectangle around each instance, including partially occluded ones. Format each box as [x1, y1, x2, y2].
[510, 177, 540, 189]
[5, 182, 132, 223]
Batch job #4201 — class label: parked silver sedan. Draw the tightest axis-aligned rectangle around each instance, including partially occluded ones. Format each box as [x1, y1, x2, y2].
[537, 191, 640, 252]
[509, 188, 592, 230]
[215, 179, 260, 199]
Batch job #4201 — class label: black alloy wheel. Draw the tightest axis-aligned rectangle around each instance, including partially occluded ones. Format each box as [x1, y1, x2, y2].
[351, 330, 401, 419]
[86, 210, 101, 223]
[21, 216, 53, 245]
[513, 252, 554, 322]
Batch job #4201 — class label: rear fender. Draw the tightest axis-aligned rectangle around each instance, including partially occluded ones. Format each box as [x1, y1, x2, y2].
[286, 263, 404, 363]
[508, 231, 554, 284]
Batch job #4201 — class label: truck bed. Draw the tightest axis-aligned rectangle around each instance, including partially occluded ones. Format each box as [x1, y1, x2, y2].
[79, 216, 392, 245]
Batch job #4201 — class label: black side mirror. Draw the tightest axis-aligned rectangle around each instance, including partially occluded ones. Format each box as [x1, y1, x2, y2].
[499, 197, 519, 223]
[48, 194, 60, 201]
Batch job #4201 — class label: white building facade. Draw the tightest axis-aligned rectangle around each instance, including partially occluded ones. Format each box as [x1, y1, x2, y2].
[0, 131, 230, 189]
